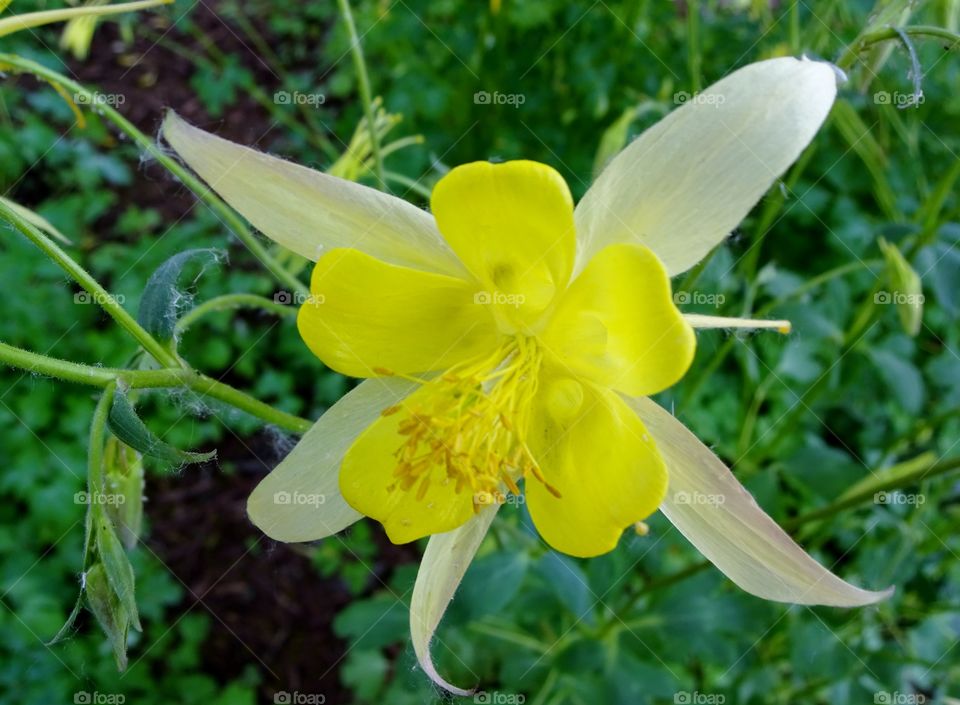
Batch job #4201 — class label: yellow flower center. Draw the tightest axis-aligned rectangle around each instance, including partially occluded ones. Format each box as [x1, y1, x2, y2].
[378, 336, 560, 512]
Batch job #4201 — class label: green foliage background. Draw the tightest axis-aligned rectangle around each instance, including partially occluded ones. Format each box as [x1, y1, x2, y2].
[0, 0, 958, 703]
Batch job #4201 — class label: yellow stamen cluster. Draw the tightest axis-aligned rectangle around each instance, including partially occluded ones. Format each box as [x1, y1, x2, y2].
[382, 337, 559, 511]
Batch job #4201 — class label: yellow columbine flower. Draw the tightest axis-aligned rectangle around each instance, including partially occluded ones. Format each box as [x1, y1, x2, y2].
[162, 56, 892, 694]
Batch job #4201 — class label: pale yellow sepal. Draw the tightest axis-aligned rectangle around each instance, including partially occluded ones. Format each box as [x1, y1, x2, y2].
[410, 506, 499, 695]
[630, 396, 893, 606]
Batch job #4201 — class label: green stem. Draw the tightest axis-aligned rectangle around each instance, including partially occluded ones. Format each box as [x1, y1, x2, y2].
[337, 0, 386, 189]
[0, 342, 312, 433]
[0, 53, 309, 298]
[0, 200, 180, 369]
[0, 0, 170, 38]
[686, 0, 702, 93]
[175, 293, 296, 334]
[836, 25, 960, 70]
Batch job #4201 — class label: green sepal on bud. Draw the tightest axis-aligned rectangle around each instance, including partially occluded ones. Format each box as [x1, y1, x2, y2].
[103, 437, 145, 550]
[108, 388, 216, 465]
[878, 237, 924, 336]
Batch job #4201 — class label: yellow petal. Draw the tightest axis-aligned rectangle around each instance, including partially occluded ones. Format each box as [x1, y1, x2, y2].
[575, 57, 837, 275]
[247, 378, 418, 542]
[162, 112, 463, 275]
[298, 248, 500, 377]
[430, 160, 576, 329]
[339, 383, 479, 543]
[410, 507, 497, 695]
[541, 243, 695, 397]
[525, 378, 668, 557]
[630, 396, 894, 606]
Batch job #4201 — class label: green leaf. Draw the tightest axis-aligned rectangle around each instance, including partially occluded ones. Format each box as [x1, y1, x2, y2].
[95, 511, 141, 632]
[108, 389, 216, 465]
[341, 649, 390, 701]
[453, 551, 529, 622]
[867, 348, 925, 414]
[136, 248, 224, 343]
[84, 562, 130, 671]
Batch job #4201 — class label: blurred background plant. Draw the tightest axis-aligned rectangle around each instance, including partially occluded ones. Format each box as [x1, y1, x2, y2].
[0, 0, 959, 704]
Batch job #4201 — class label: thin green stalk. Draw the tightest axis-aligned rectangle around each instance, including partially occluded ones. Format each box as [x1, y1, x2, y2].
[789, 0, 800, 54]
[686, 0, 702, 93]
[0, 341, 119, 386]
[836, 25, 960, 70]
[337, 0, 385, 189]
[0, 0, 170, 38]
[0, 200, 180, 369]
[0, 342, 312, 433]
[189, 375, 312, 433]
[175, 293, 296, 334]
[0, 53, 309, 298]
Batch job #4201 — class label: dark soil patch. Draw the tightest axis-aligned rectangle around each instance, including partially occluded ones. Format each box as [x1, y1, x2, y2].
[67, 1, 285, 223]
[145, 428, 416, 705]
